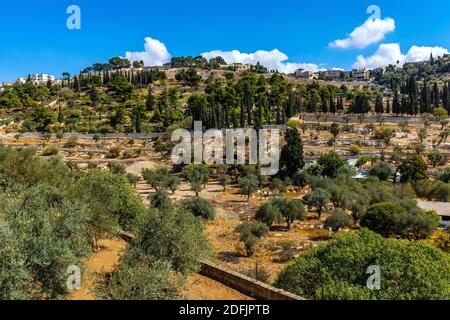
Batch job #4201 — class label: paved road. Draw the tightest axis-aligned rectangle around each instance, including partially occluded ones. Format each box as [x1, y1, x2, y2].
[417, 200, 450, 215]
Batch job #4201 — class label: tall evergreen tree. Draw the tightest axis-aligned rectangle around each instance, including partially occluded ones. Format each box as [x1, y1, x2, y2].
[145, 86, 155, 111]
[279, 128, 305, 177]
[375, 95, 384, 114]
[443, 82, 450, 112]
[386, 97, 391, 114]
[392, 91, 401, 115]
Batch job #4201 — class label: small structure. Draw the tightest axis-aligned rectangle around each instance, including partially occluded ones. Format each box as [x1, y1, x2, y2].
[417, 200, 450, 228]
[294, 69, 317, 80]
[351, 69, 370, 81]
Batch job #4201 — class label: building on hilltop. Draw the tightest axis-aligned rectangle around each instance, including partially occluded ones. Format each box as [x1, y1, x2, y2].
[228, 63, 252, 72]
[16, 74, 56, 86]
[351, 68, 370, 81]
[294, 68, 318, 80]
[321, 69, 343, 80]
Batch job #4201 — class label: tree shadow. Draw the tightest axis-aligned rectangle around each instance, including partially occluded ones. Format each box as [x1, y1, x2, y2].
[218, 251, 243, 264]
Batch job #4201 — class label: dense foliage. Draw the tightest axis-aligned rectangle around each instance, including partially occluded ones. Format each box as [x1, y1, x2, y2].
[274, 229, 450, 300]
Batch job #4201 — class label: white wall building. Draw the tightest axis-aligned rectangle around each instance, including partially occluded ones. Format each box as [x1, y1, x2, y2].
[16, 74, 56, 86]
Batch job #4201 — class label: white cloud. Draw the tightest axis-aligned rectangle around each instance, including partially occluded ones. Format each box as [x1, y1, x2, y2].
[353, 43, 449, 69]
[125, 37, 171, 67]
[201, 49, 323, 73]
[405, 45, 449, 63]
[329, 18, 396, 49]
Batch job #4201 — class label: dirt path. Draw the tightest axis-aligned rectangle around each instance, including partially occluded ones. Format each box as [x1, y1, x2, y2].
[68, 238, 127, 300]
[182, 274, 253, 300]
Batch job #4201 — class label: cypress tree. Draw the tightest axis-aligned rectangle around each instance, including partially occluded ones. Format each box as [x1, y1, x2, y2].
[433, 82, 440, 108]
[145, 86, 155, 111]
[443, 82, 450, 112]
[393, 91, 401, 115]
[279, 128, 305, 177]
[375, 95, 384, 114]
[329, 91, 336, 114]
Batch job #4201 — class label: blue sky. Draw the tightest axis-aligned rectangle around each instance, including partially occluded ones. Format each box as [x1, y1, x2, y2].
[1, 0, 450, 81]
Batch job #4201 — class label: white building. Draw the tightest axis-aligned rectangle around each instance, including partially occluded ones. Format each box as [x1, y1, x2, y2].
[16, 74, 56, 86]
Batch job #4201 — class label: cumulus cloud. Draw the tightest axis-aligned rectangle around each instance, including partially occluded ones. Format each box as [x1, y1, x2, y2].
[353, 43, 449, 69]
[201, 49, 323, 74]
[125, 37, 171, 67]
[329, 18, 396, 49]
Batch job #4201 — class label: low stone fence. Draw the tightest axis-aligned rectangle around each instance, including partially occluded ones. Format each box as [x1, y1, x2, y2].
[199, 260, 305, 300]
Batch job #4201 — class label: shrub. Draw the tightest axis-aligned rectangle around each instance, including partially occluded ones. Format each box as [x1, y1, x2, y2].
[149, 189, 173, 211]
[99, 257, 180, 300]
[64, 135, 79, 148]
[437, 168, 450, 183]
[360, 202, 406, 236]
[369, 162, 394, 181]
[106, 146, 122, 159]
[107, 161, 126, 175]
[241, 266, 271, 283]
[42, 145, 59, 156]
[349, 145, 361, 155]
[269, 178, 285, 194]
[164, 176, 181, 194]
[428, 181, 450, 202]
[324, 209, 352, 231]
[132, 208, 212, 274]
[278, 241, 296, 263]
[182, 197, 216, 220]
[126, 173, 140, 187]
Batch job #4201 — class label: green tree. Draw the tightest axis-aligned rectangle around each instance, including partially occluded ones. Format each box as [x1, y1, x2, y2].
[234, 221, 269, 257]
[279, 128, 305, 177]
[182, 197, 216, 220]
[324, 209, 352, 232]
[317, 151, 347, 178]
[150, 189, 173, 211]
[132, 207, 212, 275]
[369, 162, 394, 181]
[238, 174, 259, 202]
[272, 197, 306, 229]
[398, 155, 428, 182]
[142, 168, 169, 191]
[360, 202, 406, 237]
[218, 174, 231, 192]
[164, 176, 181, 194]
[304, 188, 331, 219]
[274, 229, 449, 300]
[255, 203, 281, 227]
